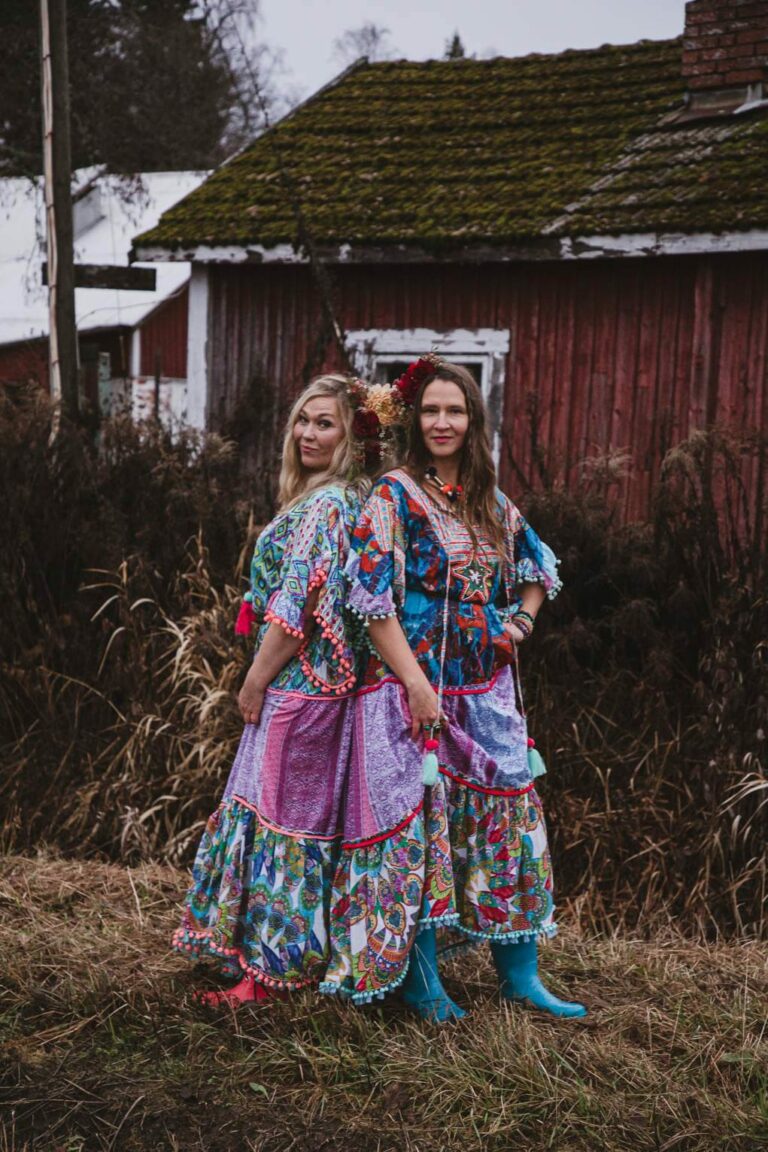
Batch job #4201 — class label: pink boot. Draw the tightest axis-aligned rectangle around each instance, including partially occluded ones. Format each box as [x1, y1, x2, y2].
[194, 970, 282, 1007]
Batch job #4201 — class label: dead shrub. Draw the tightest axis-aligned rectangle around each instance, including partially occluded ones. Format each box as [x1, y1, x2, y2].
[1, 389, 766, 937]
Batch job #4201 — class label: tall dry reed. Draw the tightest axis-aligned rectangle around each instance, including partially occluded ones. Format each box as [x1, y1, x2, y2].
[1, 385, 765, 937]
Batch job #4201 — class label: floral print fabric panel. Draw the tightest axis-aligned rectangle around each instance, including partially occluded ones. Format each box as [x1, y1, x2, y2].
[173, 799, 338, 989]
[321, 776, 555, 1004]
[444, 775, 555, 940]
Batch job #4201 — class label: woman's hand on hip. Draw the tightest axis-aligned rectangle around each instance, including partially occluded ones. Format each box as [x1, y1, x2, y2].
[404, 676, 443, 741]
[238, 669, 266, 726]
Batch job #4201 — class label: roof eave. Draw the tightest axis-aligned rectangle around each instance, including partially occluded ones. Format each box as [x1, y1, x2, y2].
[133, 228, 768, 266]
[560, 228, 768, 258]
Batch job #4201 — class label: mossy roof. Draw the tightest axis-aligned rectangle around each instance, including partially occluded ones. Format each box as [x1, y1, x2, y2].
[548, 112, 768, 235]
[135, 38, 768, 254]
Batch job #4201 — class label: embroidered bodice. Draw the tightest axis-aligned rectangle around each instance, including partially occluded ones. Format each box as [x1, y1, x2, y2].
[346, 469, 561, 688]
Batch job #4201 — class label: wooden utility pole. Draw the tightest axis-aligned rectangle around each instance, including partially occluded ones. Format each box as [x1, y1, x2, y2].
[154, 347, 162, 423]
[40, 0, 79, 422]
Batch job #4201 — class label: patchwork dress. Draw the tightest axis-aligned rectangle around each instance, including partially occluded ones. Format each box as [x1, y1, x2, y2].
[320, 469, 562, 1004]
[172, 483, 362, 991]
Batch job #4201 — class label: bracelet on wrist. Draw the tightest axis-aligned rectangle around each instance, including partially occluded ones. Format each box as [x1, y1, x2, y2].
[511, 613, 534, 639]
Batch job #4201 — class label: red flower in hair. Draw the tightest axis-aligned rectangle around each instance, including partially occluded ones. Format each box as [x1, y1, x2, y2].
[393, 356, 439, 407]
[352, 408, 380, 439]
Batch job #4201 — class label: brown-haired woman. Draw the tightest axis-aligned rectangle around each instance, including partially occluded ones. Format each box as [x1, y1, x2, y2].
[320, 359, 587, 1021]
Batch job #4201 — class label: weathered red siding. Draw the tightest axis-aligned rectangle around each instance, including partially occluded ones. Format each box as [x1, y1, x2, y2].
[207, 253, 768, 522]
[0, 338, 49, 387]
[139, 286, 188, 379]
[1, 330, 134, 390]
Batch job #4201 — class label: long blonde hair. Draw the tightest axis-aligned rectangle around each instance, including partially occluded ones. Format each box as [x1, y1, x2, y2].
[277, 375, 359, 510]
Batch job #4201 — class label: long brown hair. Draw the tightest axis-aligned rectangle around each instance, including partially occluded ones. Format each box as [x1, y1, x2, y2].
[404, 361, 503, 551]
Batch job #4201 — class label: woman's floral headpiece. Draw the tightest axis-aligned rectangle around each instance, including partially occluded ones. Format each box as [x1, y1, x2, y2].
[346, 378, 402, 472]
[391, 352, 443, 408]
[345, 353, 443, 471]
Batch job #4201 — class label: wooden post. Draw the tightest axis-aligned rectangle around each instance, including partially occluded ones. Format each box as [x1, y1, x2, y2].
[154, 347, 162, 423]
[40, 0, 79, 423]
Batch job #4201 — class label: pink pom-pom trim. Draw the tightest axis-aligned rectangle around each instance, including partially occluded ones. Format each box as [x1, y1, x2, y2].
[527, 737, 535, 748]
[264, 609, 304, 639]
[307, 567, 329, 592]
[425, 738, 439, 751]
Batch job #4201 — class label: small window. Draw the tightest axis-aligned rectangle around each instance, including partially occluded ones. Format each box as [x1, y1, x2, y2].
[345, 328, 511, 461]
[373, 358, 483, 388]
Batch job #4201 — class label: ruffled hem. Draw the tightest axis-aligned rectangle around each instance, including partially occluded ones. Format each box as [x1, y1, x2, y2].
[454, 921, 558, 944]
[322, 769, 556, 1004]
[172, 926, 318, 991]
[345, 545, 400, 622]
[516, 557, 563, 600]
[318, 959, 411, 1006]
[173, 798, 338, 990]
[417, 907, 559, 942]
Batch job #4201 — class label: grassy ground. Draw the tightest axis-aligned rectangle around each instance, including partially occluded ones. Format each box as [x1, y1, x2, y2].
[0, 854, 766, 1152]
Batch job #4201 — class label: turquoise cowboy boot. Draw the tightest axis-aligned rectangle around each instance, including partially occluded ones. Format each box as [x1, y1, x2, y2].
[401, 927, 466, 1023]
[491, 937, 587, 1017]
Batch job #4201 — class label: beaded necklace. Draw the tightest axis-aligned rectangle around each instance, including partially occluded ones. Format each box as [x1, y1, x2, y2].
[424, 465, 463, 505]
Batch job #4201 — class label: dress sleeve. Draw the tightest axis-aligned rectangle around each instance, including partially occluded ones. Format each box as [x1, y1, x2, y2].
[502, 497, 563, 603]
[265, 492, 349, 647]
[346, 477, 407, 622]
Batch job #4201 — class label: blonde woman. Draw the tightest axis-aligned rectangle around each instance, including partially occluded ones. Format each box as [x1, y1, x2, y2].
[173, 375, 376, 1004]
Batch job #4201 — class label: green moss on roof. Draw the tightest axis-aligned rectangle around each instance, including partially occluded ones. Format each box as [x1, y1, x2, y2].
[137, 40, 701, 252]
[552, 114, 768, 235]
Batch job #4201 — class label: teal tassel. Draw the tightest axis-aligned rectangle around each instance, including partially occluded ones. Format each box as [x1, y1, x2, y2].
[422, 750, 439, 786]
[528, 746, 547, 778]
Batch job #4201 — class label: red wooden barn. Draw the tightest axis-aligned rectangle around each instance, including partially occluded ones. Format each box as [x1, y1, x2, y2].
[134, 0, 768, 523]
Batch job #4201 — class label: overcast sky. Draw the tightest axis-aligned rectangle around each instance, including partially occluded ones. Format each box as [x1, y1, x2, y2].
[261, 0, 689, 100]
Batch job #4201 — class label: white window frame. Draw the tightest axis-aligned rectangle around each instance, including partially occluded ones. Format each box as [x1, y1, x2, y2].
[345, 327, 510, 461]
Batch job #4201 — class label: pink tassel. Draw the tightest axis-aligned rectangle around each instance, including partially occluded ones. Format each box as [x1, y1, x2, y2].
[235, 598, 256, 636]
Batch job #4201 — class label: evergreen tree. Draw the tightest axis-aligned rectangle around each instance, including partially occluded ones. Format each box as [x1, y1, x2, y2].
[0, 0, 274, 177]
[445, 32, 466, 60]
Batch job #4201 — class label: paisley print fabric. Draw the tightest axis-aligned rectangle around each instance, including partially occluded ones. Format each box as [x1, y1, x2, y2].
[173, 800, 338, 989]
[321, 774, 555, 1004]
[322, 470, 560, 1003]
[173, 484, 362, 988]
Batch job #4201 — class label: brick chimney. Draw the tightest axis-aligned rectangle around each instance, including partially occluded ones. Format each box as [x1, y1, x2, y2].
[682, 0, 768, 114]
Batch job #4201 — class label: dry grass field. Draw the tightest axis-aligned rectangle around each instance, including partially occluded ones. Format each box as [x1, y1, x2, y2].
[1, 853, 766, 1152]
[2, 394, 767, 1151]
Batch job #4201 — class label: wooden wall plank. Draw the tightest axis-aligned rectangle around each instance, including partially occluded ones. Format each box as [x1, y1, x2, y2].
[203, 253, 768, 535]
